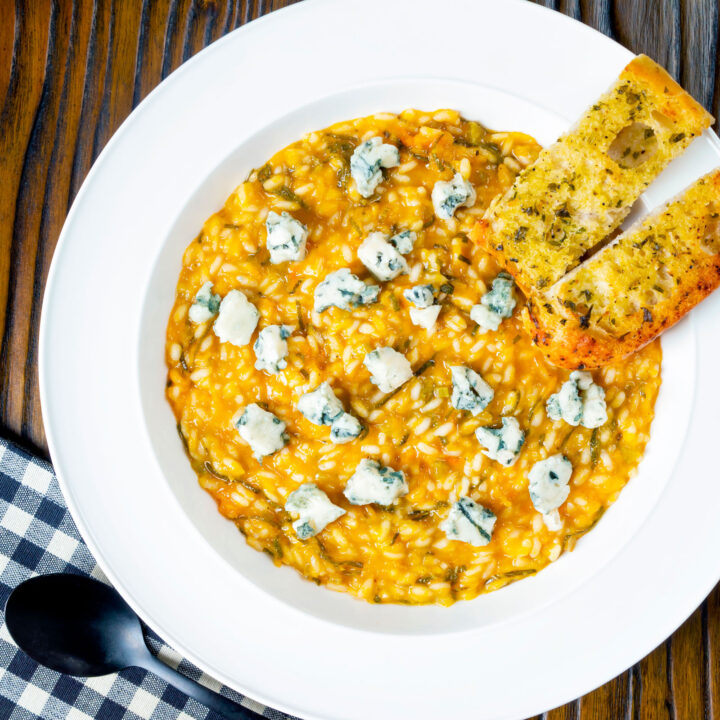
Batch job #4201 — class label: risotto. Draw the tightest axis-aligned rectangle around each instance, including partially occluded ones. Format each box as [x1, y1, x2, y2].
[165, 109, 661, 605]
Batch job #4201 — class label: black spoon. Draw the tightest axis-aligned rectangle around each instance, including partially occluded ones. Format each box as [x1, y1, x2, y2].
[5, 573, 260, 720]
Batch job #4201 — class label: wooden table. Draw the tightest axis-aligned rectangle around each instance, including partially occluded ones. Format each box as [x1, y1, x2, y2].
[1, 1, 718, 717]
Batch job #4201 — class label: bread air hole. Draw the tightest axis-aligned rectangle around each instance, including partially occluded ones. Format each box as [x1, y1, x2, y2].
[607, 122, 658, 169]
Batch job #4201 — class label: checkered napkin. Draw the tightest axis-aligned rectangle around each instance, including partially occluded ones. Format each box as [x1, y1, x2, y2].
[0, 438, 297, 720]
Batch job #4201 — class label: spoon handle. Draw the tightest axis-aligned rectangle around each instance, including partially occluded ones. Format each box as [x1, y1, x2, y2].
[139, 650, 261, 720]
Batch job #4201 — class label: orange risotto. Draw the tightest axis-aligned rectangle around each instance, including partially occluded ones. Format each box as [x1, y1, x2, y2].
[165, 109, 661, 605]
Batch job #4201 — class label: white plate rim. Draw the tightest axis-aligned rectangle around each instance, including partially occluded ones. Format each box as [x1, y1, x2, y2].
[38, 1, 720, 718]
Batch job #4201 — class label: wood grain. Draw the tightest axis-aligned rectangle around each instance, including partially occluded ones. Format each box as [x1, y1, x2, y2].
[0, 1, 717, 717]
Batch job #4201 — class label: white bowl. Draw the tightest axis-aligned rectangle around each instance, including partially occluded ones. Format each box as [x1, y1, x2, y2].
[40, 1, 720, 717]
[140, 78, 694, 635]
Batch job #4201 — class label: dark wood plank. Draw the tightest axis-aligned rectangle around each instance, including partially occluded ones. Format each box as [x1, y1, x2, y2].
[0, 0, 18, 358]
[579, 0, 614, 38]
[546, 700, 580, 719]
[527, 700, 580, 720]
[613, 0, 681, 78]
[0, 1, 15, 108]
[21, 1, 105, 450]
[679, 0, 718, 112]
[68, 0, 113, 202]
[559, 0, 581, 21]
[636, 643, 673, 720]
[162, 0, 196, 78]
[579, 671, 633, 719]
[714, 6, 720, 126]
[706, 584, 720, 717]
[1, 2, 719, 719]
[92, 0, 144, 153]
[669, 608, 707, 720]
[0, 0, 56, 447]
[133, 0, 174, 105]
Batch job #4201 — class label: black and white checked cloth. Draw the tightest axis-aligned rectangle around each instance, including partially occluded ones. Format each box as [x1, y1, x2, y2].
[0, 438, 297, 720]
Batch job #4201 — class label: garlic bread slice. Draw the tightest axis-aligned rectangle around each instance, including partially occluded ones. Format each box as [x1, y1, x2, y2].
[525, 169, 720, 368]
[472, 54, 713, 295]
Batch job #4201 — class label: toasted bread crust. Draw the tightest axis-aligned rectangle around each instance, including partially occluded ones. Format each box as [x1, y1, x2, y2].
[622, 55, 713, 127]
[525, 169, 720, 368]
[524, 263, 720, 368]
[474, 54, 714, 297]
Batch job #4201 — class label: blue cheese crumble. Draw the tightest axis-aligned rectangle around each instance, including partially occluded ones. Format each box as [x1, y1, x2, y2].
[285, 483, 345, 539]
[546, 371, 608, 429]
[314, 268, 380, 313]
[403, 285, 435, 308]
[213, 289, 259, 346]
[329, 413, 363, 444]
[410, 305, 441, 330]
[297, 382, 344, 425]
[253, 325, 292, 374]
[388, 230, 416, 255]
[450, 366, 494, 415]
[475, 417, 525, 467]
[470, 273, 516, 332]
[404, 284, 440, 329]
[440, 497, 496, 546]
[188, 281, 220, 323]
[431, 172, 477, 220]
[265, 211, 308, 264]
[528, 454, 573, 530]
[343, 458, 408, 506]
[358, 232, 409, 281]
[234, 403, 288, 461]
[350, 137, 400, 197]
[297, 382, 363, 444]
[364, 347, 413, 393]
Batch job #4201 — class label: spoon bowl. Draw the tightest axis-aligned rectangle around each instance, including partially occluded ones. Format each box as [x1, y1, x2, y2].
[5, 573, 145, 676]
[5, 573, 257, 719]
